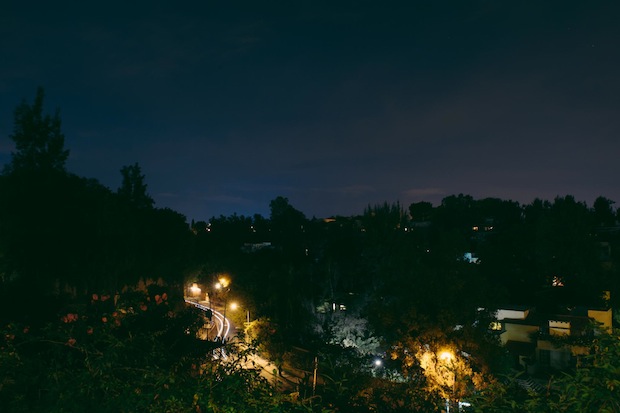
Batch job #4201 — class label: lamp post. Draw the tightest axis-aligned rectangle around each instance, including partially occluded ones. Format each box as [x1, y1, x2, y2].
[439, 350, 456, 413]
[189, 283, 202, 301]
[229, 301, 251, 327]
[215, 276, 231, 327]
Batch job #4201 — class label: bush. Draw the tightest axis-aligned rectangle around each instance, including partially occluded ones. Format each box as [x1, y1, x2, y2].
[0, 290, 330, 413]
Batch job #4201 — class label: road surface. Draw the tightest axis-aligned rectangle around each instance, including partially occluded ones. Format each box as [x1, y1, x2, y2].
[185, 298, 303, 390]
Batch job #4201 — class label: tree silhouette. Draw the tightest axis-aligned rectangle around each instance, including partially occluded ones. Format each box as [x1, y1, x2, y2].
[4, 87, 69, 175]
[117, 162, 154, 209]
[593, 196, 616, 226]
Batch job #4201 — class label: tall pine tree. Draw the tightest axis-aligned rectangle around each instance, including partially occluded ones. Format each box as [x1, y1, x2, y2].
[4, 87, 69, 175]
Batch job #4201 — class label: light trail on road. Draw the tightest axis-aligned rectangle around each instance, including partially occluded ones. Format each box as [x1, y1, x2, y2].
[184, 299, 231, 340]
[185, 300, 295, 388]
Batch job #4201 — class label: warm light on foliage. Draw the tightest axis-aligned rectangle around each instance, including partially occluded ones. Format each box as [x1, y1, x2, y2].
[416, 345, 481, 403]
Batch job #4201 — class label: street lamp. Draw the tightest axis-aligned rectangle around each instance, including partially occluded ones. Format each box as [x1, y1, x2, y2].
[216, 276, 230, 290]
[228, 301, 251, 325]
[439, 350, 456, 413]
[215, 277, 231, 322]
[189, 283, 202, 300]
[439, 350, 454, 363]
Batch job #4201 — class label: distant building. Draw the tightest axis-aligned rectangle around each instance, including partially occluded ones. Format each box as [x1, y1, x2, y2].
[241, 242, 273, 253]
[495, 294, 612, 373]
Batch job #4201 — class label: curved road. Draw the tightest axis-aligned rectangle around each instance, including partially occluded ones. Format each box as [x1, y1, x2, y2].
[185, 299, 232, 340]
[185, 298, 299, 389]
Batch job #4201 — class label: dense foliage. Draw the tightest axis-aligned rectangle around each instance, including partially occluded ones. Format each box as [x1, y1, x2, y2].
[471, 329, 620, 412]
[0, 289, 329, 413]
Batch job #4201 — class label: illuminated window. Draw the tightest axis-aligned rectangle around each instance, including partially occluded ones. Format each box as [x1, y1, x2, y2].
[489, 321, 502, 331]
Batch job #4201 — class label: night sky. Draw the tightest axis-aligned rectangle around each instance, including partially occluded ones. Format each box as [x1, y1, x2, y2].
[2, 1, 619, 221]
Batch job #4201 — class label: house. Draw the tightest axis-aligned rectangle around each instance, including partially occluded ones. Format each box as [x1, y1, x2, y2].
[495, 295, 612, 373]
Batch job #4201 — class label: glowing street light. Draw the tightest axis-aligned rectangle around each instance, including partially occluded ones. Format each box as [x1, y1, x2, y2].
[439, 350, 454, 363]
[228, 301, 250, 324]
[189, 283, 202, 299]
[214, 276, 232, 323]
[438, 349, 456, 413]
[216, 276, 230, 289]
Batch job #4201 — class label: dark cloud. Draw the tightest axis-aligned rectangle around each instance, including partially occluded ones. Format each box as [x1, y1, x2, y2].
[1, 1, 619, 219]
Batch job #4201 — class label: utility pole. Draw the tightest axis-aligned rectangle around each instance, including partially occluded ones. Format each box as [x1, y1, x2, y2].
[312, 356, 318, 397]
